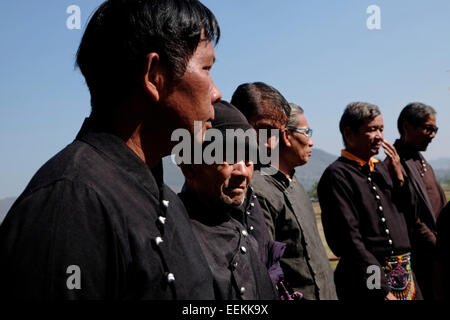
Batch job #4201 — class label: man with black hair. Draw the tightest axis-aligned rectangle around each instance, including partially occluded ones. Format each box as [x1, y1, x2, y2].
[393, 102, 447, 299]
[0, 0, 221, 299]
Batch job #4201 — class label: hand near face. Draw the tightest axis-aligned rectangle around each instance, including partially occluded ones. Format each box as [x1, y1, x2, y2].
[382, 140, 405, 185]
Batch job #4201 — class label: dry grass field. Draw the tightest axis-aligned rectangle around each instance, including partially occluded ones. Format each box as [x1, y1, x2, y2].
[312, 202, 339, 270]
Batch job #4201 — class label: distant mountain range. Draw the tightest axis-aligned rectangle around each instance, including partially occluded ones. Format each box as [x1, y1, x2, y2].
[2, 152, 449, 223]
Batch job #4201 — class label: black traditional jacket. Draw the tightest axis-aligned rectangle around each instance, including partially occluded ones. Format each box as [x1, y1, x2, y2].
[179, 187, 279, 300]
[318, 157, 415, 300]
[0, 122, 214, 299]
[393, 139, 447, 298]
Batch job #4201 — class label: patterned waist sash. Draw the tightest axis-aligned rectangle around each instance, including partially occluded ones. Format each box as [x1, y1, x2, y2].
[382, 252, 416, 300]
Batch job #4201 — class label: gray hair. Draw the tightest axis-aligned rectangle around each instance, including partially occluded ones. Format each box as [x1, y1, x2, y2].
[339, 102, 381, 146]
[286, 103, 304, 128]
[397, 102, 436, 136]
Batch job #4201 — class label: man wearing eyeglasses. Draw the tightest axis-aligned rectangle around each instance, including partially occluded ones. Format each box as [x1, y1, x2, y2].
[231, 82, 337, 300]
[393, 102, 447, 299]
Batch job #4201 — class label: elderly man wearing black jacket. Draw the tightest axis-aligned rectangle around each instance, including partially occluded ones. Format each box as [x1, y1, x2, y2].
[393, 102, 447, 299]
[178, 101, 283, 300]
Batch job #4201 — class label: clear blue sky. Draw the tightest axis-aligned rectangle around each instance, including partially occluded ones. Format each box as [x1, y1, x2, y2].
[1, 0, 450, 198]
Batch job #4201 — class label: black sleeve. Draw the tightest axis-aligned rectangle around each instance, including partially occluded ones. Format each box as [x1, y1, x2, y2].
[0, 179, 120, 299]
[318, 169, 390, 298]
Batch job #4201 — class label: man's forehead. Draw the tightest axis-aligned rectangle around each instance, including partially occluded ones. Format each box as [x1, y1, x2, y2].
[365, 115, 383, 126]
[422, 114, 436, 124]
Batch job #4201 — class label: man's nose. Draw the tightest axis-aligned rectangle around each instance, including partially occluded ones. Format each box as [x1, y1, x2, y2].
[211, 82, 222, 104]
[232, 161, 250, 178]
[376, 130, 383, 139]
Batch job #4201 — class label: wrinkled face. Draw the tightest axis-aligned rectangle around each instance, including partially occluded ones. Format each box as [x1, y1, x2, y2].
[163, 35, 222, 141]
[404, 115, 437, 151]
[346, 115, 384, 160]
[192, 161, 254, 207]
[287, 113, 314, 166]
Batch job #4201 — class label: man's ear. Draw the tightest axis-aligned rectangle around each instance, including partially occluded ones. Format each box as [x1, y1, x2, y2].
[142, 52, 164, 102]
[343, 127, 353, 147]
[281, 129, 292, 148]
[402, 122, 412, 138]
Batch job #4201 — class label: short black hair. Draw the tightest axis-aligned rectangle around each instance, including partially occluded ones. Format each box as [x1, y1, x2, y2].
[397, 102, 436, 136]
[339, 102, 381, 147]
[230, 82, 290, 130]
[76, 0, 220, 121]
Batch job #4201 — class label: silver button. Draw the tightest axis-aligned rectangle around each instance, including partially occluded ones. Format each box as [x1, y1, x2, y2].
[246, 211, 251, 215]
[162, 200, 170, 208]
[378, 206, 383, 212]
[376, 195, 381, 200]
[368, 177, 372, 182]
[388, 239, 393, 245]
[385, 229, 390, 235]
[240, 246, 247, 254]
[158, 216, 166, 224]
[240, 287, 246, 295]
[372, 186, 377, 191]
[242, 230, 248, 237]
[381, 217, 386, 223]
[155, 236, 163, 245]
[233, 261, 238, 268]
[250, 203, 255, 207]
[167, 273, 175, 283]
[252, 195, 257, 199]
[249, 226, 254, 231]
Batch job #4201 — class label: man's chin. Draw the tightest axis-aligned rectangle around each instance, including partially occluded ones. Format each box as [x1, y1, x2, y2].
[370, 147, 380, 157]
[221, 194, 245, 207]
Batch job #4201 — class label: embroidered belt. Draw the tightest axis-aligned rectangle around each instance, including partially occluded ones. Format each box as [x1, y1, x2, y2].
[382, 252, 416, 300]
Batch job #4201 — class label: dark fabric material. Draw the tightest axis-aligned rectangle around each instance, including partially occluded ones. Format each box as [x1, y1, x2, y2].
[178, 187, 278, 300]
[251, 169, 337, 300]
[318, 157, 415, 300]
[0, 124, 214, 300]
[436, 202, 450, 299]
[394, 139, 447, 299]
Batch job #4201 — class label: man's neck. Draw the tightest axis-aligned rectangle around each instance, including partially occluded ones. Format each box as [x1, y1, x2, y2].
[110, 103, 169, 170]
[344, 148, 370, 162]
[400, 138, 420, 152]
[278, 159, 295, 180]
